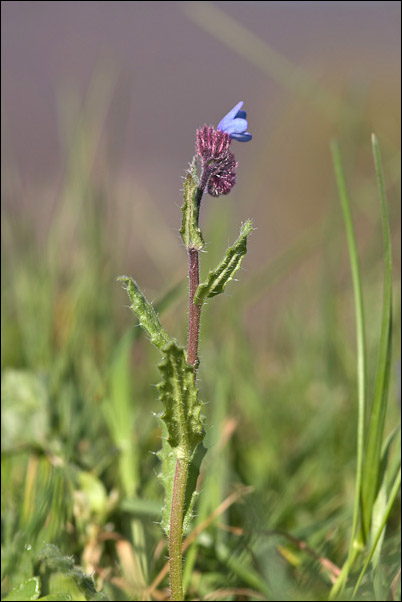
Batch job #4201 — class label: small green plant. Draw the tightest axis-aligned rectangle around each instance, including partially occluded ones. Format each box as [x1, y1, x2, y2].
[329, 135, 400, 600]
[119, 102, 253, 601]
[1, 544, 109, 601]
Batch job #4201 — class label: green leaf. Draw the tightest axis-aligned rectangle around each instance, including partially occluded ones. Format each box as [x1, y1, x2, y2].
[2, 577, 41, 601]
[103, 331, 140, 497]
[329, 141, 367, 600]
[194, 219, 253, 305]
[157, 341, 204, 460]
[370, 481, 387, 570]
[36, 545, 109, 601]
[119, 277, 206, 536]
[182, 440, 207, 534]
[118, 276, 172, 350]
[216, 544, 270, 596]
[120, 496, 161, 517]
[156, 342, 206, 535]
[360, 134, 393, 540]
[1, 370, 49, 452]
[180, 167, 204, 251]
[36, 544, 74, 573]
[76, 470, 108, 518]
[353, 468, 401, 599]
[157, 419, 180, 535]
[157, 418, 206, 536]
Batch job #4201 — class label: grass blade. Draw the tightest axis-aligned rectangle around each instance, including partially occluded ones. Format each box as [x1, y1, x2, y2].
[353, 468, 401, 598]
[360, 134, 393, 541]
[329, 141, 367, 599]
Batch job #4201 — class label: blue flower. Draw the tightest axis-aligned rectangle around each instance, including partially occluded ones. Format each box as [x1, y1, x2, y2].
[217, 101, 252, 142]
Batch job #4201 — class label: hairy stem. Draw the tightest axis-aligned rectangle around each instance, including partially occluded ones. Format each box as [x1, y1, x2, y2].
[169, 245, 201, 601]
[187, 249, 201, 372]
[169, 458, 189, 601]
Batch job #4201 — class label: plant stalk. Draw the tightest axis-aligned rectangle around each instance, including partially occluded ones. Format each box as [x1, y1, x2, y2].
[169, 245, 201, 601]
[187, 248, 201, 372]
[169, 457, 189, 601]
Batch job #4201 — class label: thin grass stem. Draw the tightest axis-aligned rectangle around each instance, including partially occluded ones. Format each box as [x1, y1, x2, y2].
[329, 141, 367, 599]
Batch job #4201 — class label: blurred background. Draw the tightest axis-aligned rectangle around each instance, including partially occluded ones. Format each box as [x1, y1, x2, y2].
[2, 1, 401, 337]
[1, 2, 401, 601]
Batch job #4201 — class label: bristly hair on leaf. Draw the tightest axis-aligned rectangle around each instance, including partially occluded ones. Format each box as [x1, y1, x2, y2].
[194, 219, 254, 305]
[180, 167, 204, 251]
[118, 276, 172, 349]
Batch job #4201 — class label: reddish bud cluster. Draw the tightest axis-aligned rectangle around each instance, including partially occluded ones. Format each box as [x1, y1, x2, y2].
[207, 151, 237, 197]
[196, 125, 230, 160]
[196, 125, 238, 197]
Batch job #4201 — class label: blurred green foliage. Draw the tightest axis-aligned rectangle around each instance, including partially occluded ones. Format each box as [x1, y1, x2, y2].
[1, 9, 401, 600]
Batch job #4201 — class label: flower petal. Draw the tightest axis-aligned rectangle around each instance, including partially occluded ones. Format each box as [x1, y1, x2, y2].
[235, 110, 247, 119]
[223, 118, 248, 135]
[217, 101, 252, 143]
[217, 101, 244, 131]
[225, 101, 244, 121]
[230, 132, 252, 142]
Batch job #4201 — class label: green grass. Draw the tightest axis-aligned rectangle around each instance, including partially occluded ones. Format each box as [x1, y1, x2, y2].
[328, 137, 399, 601]
[2, 17, 401, 602]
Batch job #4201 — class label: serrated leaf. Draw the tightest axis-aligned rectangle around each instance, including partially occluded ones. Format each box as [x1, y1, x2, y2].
[182, 440, 207, 534]
[157, 418, 206, 536]
[36, 545, 109, 601]
[157, 418, 180, 535]
[194, 219, 253, 305]
[37, 544, 74, 572]
[118, 276, 172, 350]
[2, 577, 41, 601]
[157, 341, 204, 459]
[180, 169, 204, 251]
[156, 341, 206, 534]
